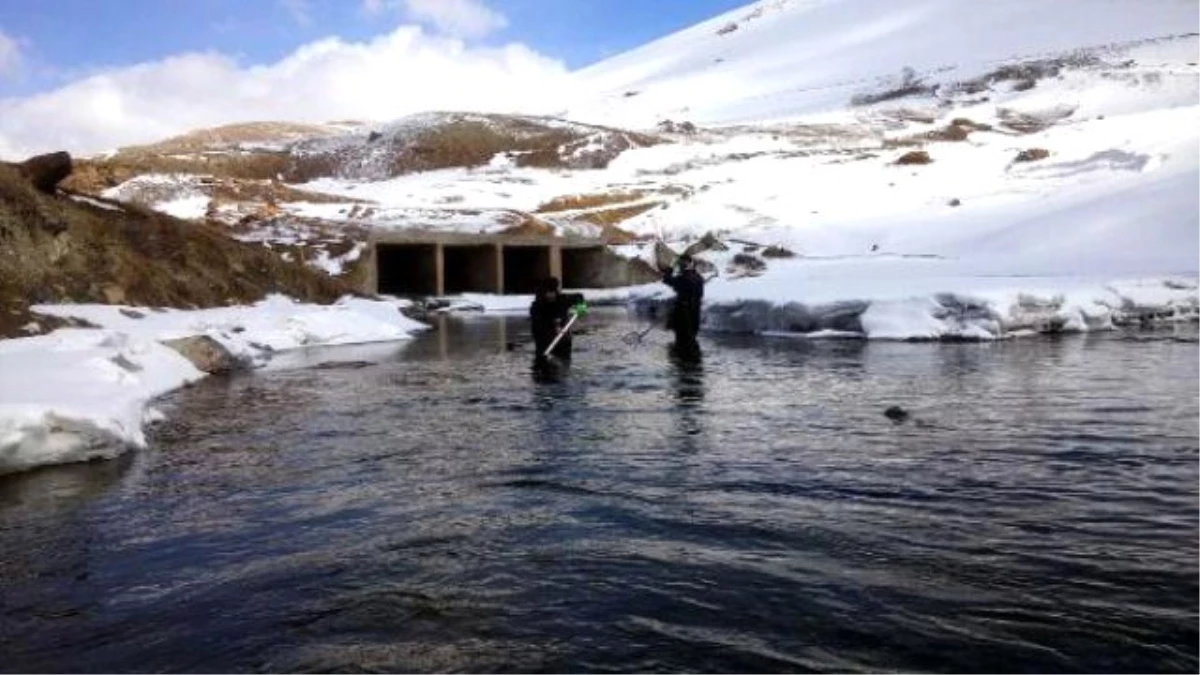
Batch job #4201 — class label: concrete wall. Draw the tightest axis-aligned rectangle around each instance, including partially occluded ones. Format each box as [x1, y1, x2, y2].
[563, 247, 660, 288]
[369, 233, 656, 297]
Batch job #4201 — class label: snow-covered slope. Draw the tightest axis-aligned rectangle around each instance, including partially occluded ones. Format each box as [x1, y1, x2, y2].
[562, 0, 1198, 128]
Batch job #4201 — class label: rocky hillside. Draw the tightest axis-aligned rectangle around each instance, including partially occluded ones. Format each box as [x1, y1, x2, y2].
[57, 113, 667, 283]
[67, 113, 660, 192]
[0, 153, 353, 338]
[285, 112, 661, 182]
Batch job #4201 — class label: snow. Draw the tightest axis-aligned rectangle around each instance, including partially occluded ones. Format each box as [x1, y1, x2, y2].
[101, 173, 212, 220]
[157, 195, 209, 220]
[561, 0, 1197, 129]
[0, 296, 427, 475]
[310, 242, 368, 276]
[67, 194, 122, 211]
[0, 330, 204, 476]
[438, 285, 661, 314]
[693, 256, 1197, 340]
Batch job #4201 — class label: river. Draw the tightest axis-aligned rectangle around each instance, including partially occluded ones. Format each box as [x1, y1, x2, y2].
[1, 313, 1197, 673]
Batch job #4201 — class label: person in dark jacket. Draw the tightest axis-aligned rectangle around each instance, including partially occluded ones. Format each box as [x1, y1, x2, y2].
[530, 277, 586, 360]
[662, 254, 705, 347]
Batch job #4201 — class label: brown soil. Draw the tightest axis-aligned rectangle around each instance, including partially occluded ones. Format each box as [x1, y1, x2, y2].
[0, 162, 352, 338]
[573, 203, 660, 228]
[535, 191, 646, 213]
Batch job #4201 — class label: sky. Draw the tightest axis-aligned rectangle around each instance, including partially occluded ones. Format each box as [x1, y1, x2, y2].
[0, 0, 749, 157]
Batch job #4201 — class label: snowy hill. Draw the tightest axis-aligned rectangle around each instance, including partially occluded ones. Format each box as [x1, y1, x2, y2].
[75, 0, 1200, 325]
[561, 0, 1198, 128]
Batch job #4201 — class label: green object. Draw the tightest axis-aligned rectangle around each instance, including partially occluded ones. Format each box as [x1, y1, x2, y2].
[572, 301, 589, 317]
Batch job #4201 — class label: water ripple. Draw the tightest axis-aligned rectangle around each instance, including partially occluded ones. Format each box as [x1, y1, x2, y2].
[0, 317, 1196, 673]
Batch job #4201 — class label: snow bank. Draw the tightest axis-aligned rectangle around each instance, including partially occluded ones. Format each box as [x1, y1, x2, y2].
[0, 330, 203, 475]
[0, 296, 427, 475]
[435, 285, 661, 314]
[691, 262, 1198, 340]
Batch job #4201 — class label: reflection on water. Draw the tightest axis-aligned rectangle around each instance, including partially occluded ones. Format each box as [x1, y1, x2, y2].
[0, 314, 1197, 673]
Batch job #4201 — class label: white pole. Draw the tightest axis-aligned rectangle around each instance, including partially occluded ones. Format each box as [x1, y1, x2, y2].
[543, 312, 579, 357]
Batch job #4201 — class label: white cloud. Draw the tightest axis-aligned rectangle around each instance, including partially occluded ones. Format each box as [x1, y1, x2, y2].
[363, 0, 508, 40]
[280, 0, 313, 26]
[404, 0, 508, 39]
[0, 30, 22, 78]
[0, 27, 571, 158]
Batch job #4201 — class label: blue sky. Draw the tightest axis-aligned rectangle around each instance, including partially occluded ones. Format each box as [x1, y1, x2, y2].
[0, 0, 748, 96]
[0, 0, 759, 156]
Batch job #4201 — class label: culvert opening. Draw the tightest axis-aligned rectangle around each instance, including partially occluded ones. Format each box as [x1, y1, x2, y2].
[503, 246, 551, 295]
[444, 245, 499, 294]
[376, 243, 438, 296]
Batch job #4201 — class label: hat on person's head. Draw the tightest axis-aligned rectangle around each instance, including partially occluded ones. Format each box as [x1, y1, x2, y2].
[678, 254, 695, 267]
[539, 277, 561, 294]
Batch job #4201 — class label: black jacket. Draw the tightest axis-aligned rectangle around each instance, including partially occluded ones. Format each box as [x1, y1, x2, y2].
[530, 292, 584, 356]
[663, 269, 705, 340]
[663, 268, 705, 306]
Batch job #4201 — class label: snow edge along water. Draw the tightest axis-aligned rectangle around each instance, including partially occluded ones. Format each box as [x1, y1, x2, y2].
[0, 295, 428, 476]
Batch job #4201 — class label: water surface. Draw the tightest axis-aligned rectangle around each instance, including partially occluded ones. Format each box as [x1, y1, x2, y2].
[1, 315, 1197, 673]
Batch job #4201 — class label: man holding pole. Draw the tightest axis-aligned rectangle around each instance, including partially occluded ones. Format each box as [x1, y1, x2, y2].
[530, 277, 587, 360]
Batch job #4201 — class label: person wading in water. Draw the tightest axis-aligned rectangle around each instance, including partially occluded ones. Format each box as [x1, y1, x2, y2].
[529, 277, 587, 361]
[661, 254, 705, 351]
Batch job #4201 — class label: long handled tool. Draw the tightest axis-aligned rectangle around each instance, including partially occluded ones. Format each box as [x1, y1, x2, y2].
[543, 310, 581, 357]
[622, 322, 656, 345]
[623, 272, 719, 346]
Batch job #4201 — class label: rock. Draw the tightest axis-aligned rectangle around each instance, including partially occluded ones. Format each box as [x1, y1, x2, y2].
[19, 151, 73, 194]
[654, 241, 678, 272]
[728, 252, 767, 276]
[41, 218, 68, 236]
[683, 231, 728, 257]
[101, 284, 126, 305]
[659, 120, 698, 135]
[948, 198, 962, 207]
[1014, 148, 1050, 163]
[761, 245, 796, 259]
[884, 406, 910, 423]
[118, 308, 146, 319]
[895, 150, 932, 165]
[162, 335, 245, 374]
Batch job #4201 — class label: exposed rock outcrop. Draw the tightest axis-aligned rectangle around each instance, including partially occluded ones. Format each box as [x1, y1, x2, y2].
[19, 151, 72, 194]
[162, 335, 247, 374]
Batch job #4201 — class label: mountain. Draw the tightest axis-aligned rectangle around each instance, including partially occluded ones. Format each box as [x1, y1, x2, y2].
[561, 0, 1198, 128]
[57, 0, 1198, 341]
